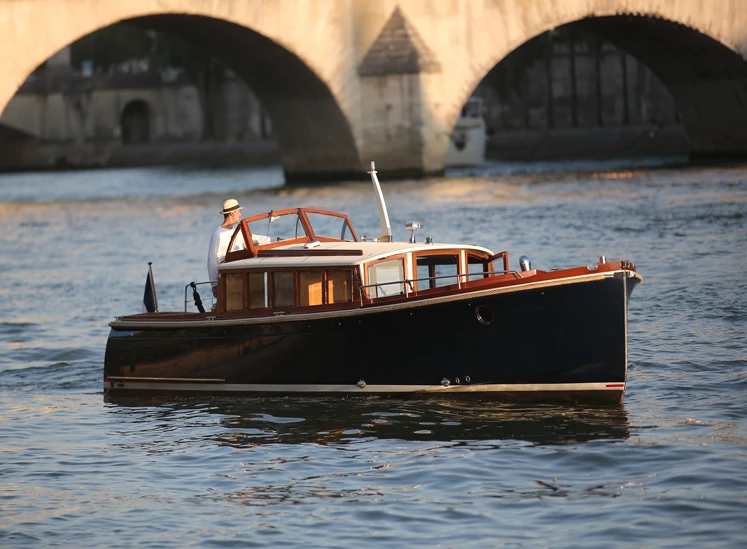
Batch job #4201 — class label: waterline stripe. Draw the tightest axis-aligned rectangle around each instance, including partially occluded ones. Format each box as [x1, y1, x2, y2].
[104, 381, 625, 394]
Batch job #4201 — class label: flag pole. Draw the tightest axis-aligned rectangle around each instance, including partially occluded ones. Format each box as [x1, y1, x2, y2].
[148, 262, 159, 312]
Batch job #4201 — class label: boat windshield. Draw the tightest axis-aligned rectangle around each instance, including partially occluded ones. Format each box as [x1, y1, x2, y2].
[243, 208, 358, 246]
[304, 211, 355, 241]
[247, 211, 305, 244]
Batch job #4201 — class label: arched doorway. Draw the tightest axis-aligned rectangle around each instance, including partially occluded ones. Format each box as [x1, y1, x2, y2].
[121, 100, 151, 144]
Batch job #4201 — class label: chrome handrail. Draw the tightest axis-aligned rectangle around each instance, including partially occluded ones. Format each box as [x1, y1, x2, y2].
[357, 270, 523, 301]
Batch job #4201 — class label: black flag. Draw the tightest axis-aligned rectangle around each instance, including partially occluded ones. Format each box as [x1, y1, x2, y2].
[142, 262, 158, 313]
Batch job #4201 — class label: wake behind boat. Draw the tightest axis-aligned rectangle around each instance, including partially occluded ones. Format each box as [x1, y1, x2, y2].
[104, 162, 641, 403]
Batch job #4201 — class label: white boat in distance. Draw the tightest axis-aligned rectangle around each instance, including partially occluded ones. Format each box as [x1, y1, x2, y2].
[445, 97, 487, 168]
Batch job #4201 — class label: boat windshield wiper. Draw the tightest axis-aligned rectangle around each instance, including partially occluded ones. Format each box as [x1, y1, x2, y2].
[267, 209, 277, 238]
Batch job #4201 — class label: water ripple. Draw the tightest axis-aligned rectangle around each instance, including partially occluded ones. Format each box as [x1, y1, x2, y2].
[1, 163, 746, 548]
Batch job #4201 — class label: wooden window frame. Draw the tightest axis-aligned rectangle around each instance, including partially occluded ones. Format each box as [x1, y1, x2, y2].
[487, 250, 510, 273]
[271, 270, 296, 310]
[263, 267, 359, 312]
[325, 268, 354, 305]
[219, 267, 358, 313]
[297, 269, 324, 308]
[466, 252, 491, 283]
[411, 250, 462, 292]
[247, 271, 268, 311]
[301, 208, 359, 243]
[224, 272, 246, 312]
[365, 255, 408, 300]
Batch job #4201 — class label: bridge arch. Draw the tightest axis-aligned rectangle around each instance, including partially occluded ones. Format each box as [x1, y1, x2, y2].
[444, 8, 747, 165]
[2, 1, 747, 178]
[0, 3, 361, 182]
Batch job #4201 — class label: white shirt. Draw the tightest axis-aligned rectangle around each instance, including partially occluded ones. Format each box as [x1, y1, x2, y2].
[207, 225, 246, 288]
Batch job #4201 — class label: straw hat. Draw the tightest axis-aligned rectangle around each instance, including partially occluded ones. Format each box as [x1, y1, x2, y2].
[220, 198, 243, 215]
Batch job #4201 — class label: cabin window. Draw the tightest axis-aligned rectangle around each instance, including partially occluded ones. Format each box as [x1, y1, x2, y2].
[273, 272, 295, 308]
[299, 270, 323, 306]
[328, 270, 352, 303]
[467, 254, 488, 281]
[415, 254, 459, 289]
[368, 259, 405, 298]
[225, 273, 244, 311]
[248, 272, 267, 309]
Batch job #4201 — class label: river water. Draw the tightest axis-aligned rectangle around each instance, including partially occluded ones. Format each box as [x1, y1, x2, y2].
[1, 158, 745, 548]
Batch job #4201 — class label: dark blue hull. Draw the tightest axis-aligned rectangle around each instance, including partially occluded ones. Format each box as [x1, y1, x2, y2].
[104, 271, 639, 403]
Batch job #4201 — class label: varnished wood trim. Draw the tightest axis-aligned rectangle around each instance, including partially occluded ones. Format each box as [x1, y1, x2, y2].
[112, 270, 626, 329]
[226, 208, 359, 262]
[466, 251, 491, 281]
[106, 376, 225, 382]
[364, 253, 409, 300]
[409, 249, 464, 293]
[257, 249, 364, 257]
[487, 250, 510, 273]
[242, 271, 249, 310]
[296, 209, 315, 241]
[299, 208, 359, 242]
[255, 237, 310, 251]
[322, 269, 329, 305]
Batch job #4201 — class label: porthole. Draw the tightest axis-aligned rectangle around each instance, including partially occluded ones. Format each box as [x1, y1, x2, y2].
[475, 305, 494, 326]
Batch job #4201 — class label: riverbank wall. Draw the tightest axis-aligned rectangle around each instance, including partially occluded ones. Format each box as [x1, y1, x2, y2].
[0, 124, 689, 173]
[0, 139, 281, 171]
[486, 124, 688, 160]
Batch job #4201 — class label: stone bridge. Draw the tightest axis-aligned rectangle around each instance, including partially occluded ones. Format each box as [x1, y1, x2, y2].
[1, 0, 746, 181]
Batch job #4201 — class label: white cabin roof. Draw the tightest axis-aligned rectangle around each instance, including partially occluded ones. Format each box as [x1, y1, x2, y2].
[219, 240, 494, 271]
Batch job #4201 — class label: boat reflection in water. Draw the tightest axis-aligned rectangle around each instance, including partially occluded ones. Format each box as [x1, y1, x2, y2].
[104, 397, 631, 447]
